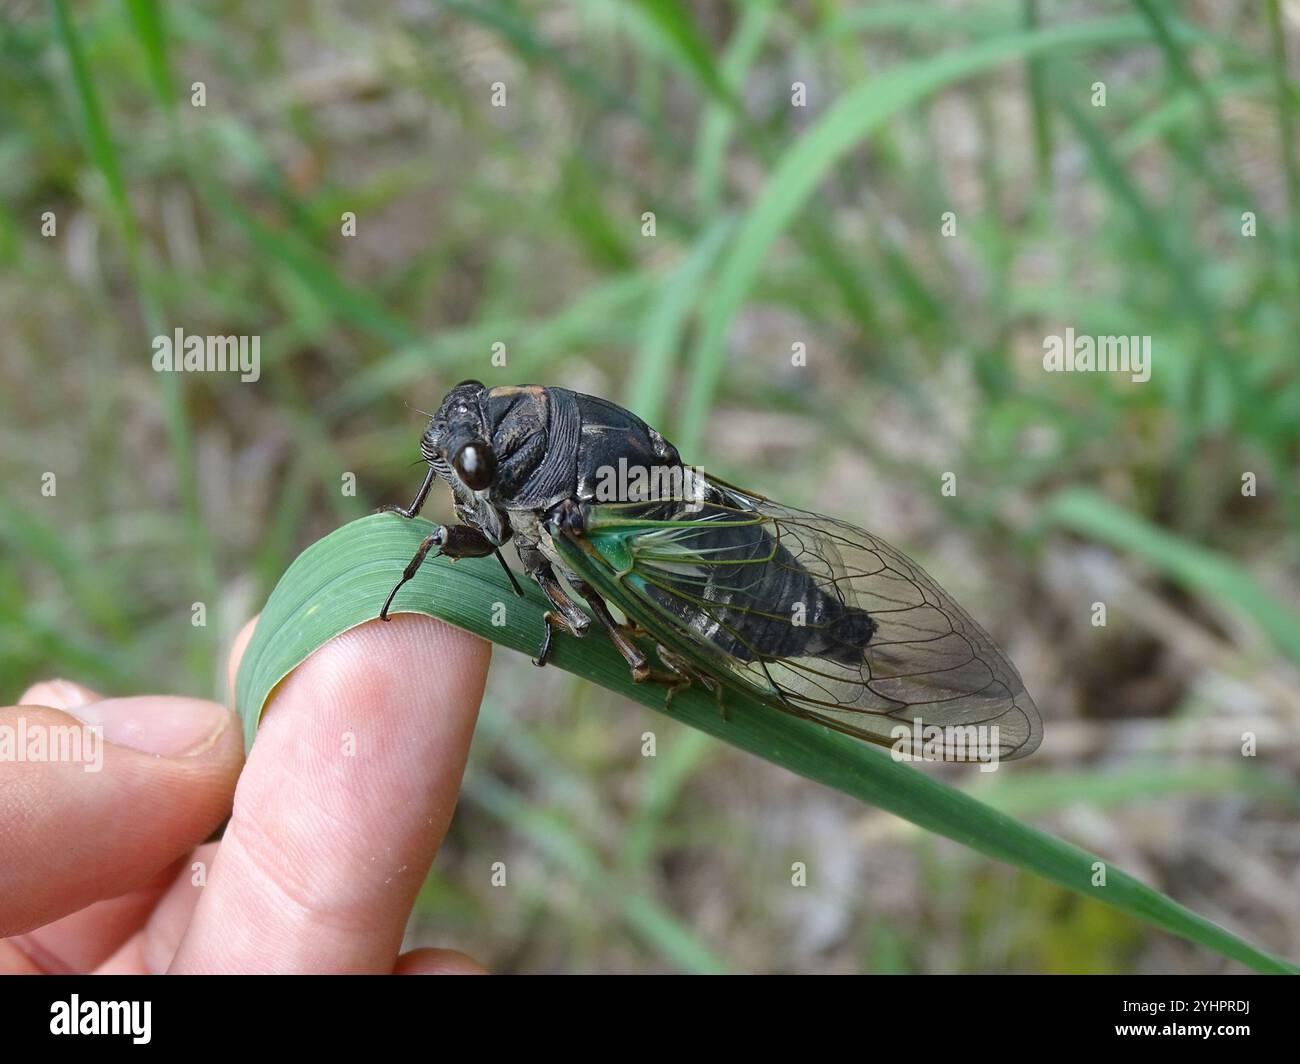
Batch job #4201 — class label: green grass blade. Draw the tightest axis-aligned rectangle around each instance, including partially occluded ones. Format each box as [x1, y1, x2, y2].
[1022, 0, 1052, 187]
[235, 515, 1298, 974]
[625, 0, 739, 111]
[1265, 0, 1300, 296]
[1044, 488, 1300, 666]
[466, 773, 732, 974]
[1130, 0, 1229, 141]
[192, 176, 419, 348]
[123, 0, 172, 107]
[681, 15, 1174, 454]
[50, 0, 218, 649]
[977, 762, 1300, 816]
[624, 215, 735, 425]
[441, 0, 681, 156]
[693, 0, 773, 213]
[49, 0, 130, 239]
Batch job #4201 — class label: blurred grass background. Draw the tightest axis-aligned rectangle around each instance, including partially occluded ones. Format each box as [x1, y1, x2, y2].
[2, 0, 1299, 972]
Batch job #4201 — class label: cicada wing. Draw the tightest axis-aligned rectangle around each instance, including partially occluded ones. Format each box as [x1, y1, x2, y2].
[572, 477, 1041, 762]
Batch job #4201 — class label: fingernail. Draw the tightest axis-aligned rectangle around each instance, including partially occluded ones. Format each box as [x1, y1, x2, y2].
[64, 696, 232, 757]
[20, 678, 99, 710]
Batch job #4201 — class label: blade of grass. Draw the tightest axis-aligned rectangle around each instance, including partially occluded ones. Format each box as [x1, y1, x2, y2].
[50, 0, 130, 237]
[681, 15, 1175, 454]
[1053, 91, 1223, 352]
[1131, 0, 1229, 141]
[1265, 0, 1300, 301]
[1044, 487, 1300, 666]
[441, 0, 683, 158]
[235, 515, 1298, 974]
[192, 175, 419, 348]
[624, 215, 735, 425]
[1023, 0, 1052, 187]
[693, 0, 773, 214]
[619, 726, 715, 871]
[624, 0, 739, 112]
[50, 0, 218, 667]
[466, 772, 732, 974]
[123, 0, 172, 108]
[976, 762, 1300, 816]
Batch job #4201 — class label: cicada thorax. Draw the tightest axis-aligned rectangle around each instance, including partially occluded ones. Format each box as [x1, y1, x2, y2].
[475, 385, 682, 512]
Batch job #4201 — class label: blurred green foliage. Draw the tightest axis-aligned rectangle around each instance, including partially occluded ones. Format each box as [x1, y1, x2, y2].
[1, 0, 1298, 972]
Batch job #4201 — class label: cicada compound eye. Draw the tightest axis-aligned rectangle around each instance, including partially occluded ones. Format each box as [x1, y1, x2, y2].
[452, 440, 496, 491]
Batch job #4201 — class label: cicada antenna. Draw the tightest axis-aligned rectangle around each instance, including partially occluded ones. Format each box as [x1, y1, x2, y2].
[403, 400, 436, 419]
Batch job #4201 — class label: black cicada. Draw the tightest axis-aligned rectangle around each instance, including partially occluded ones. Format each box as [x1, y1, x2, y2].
[380, 381, 1042, 763]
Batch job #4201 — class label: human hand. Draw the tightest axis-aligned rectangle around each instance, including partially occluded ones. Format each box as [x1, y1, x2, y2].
[1, 614, 491, 974]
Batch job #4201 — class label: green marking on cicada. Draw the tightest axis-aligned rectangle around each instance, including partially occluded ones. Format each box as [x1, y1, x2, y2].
[586, 526, 637, 578]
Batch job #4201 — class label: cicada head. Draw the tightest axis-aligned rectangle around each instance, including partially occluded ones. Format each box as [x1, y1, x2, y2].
[421, 379, 506, 543]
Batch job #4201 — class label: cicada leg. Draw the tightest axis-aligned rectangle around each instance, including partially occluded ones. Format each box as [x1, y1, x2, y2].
[380, 523, 506, 621]
[545, 499, 723, 712]
[569, 578, 648, 665]
[378, 466, 436, 520]
[567, 578, 719, 712]
[531, 566, 591, 667]
[380, 526, 446, 621]
[654, 644, 725, 718]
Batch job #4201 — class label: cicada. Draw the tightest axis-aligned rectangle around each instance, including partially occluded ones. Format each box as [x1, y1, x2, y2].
[380, 381, 1042, 763]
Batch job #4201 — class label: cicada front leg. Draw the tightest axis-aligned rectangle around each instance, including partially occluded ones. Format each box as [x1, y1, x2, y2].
[380, 523, 500, 621]
[378, 467, 437, 520]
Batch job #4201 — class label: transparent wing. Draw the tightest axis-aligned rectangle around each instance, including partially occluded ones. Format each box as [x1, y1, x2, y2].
[575, 477, 1041, 762]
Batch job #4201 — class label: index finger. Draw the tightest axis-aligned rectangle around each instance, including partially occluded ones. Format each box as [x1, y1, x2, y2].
[169, 614, 490, 973]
